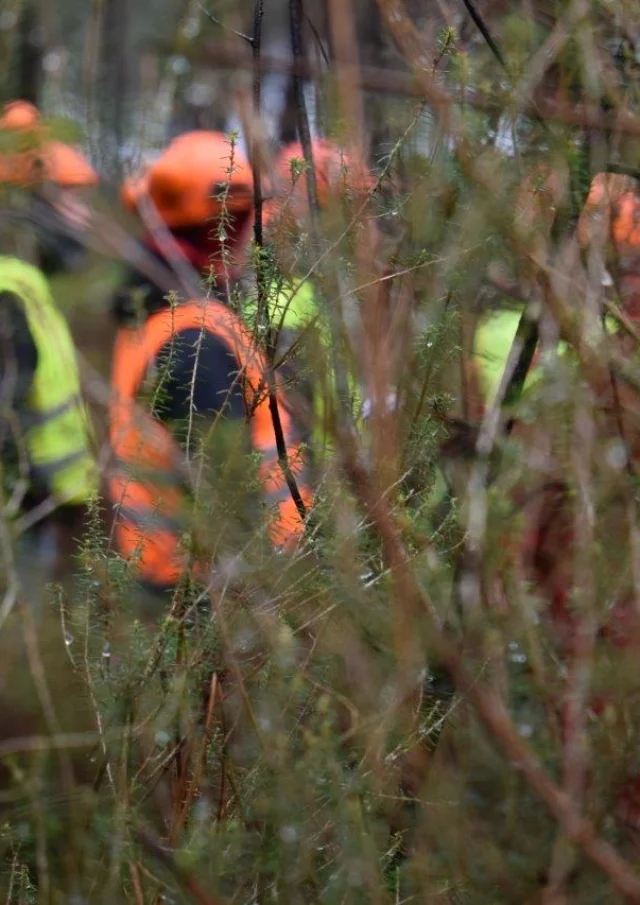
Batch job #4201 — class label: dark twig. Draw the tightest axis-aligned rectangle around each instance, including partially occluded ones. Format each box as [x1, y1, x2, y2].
[252, 0, 264, 252]
[250, 0, 308, 522]
[197, 3, 254, 45]
[289, 0, 320, 218]
[304, 10, 331, 67]
[268, 394, 309, 519]
[502, 310, 539, 436]
[460, 0, 507, 70]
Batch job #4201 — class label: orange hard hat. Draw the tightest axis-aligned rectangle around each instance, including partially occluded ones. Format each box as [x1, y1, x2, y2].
[263, 138, 374, 228]
[273, 139, 374, 206]
[121, 131, 253, 228]
[0, 100, 40, 131]
[0, 99, 98, 188]
[44, 140, 99, 187]
[577, 172, 640, 253]
[611, 192, 640, 250]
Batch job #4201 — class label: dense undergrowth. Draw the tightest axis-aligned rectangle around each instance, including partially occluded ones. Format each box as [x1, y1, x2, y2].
[4, 1, 640, 902]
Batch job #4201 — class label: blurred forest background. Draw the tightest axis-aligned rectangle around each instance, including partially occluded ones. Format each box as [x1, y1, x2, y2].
[4, 0, 640, 903]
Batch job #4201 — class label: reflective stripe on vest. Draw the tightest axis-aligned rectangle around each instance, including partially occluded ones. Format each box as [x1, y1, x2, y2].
[20, 393, 83, 428]
[0, 256, 96, 504]
[31, 448, 89, 479]
[109, 299, 312, 587]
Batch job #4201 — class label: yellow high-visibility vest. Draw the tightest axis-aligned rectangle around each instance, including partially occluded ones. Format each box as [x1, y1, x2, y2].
[242, 274, 361, 450]
[242, 275, 320, 335]
[0, 256, 96, 505]
[473, 306, 619, 408]
[473, 308, 541, 407]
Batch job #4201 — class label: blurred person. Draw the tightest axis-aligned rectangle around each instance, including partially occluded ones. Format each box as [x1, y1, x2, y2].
[470, 169, 640, 452]
[468, 168, 640, 610]
[577, 170, 640, 321]
[0, 101, 100, 840]
[109, 130, 311, 599]
[0, 100, 98, 588]
[470, 162, 570, 409]
[466, 167, 640, 830]
[471, 167, 640, 407]
[576, 170, 640, 828]
[242, 138, 375, 449]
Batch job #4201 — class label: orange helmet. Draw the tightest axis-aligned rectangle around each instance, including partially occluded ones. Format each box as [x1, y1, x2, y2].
[121, 131, 253, 228]
[576, 172, 639, 250]
[0, 100, 40, 131]
[0, 100, 98, 188]
[264, 138, 374, 228]
[611, 192, 640, 250]
[274, 139, 373, 204]
[43, 140, 98, 188]
[576, 172, 640, 317]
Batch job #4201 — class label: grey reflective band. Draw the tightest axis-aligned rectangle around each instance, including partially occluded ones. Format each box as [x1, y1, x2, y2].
[22, 394, 83, 428]
[110, 458, 186, 487]
[259, 445, 279, 463]
[265, 485, 294, 504]
[260, 446, 291, 472]
[114, 503, 185, 534]
[32, 448, 90, 478]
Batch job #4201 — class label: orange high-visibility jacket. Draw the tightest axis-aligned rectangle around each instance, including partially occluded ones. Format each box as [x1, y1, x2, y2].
[108, 299, 311, 587]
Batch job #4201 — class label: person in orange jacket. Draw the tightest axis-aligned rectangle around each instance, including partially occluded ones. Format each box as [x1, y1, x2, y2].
[248, 137, 375, 345]
[109, 131, 312, 593]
